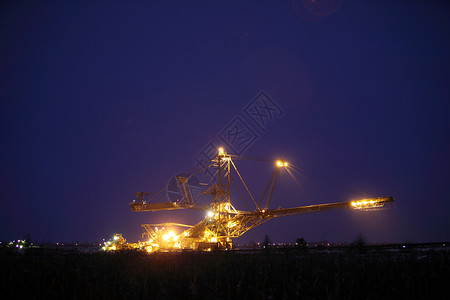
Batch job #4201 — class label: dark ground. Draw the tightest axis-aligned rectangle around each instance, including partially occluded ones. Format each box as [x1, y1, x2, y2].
[1, 247, 449, 299]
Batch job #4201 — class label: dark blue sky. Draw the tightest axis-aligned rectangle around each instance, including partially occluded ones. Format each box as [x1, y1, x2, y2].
[1, 1, 449, 244]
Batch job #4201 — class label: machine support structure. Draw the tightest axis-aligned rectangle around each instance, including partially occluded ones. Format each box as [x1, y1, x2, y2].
[105, 148, 394, 252]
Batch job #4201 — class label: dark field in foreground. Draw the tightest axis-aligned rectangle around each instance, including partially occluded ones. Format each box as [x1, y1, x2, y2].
[1, 248, 449, 299]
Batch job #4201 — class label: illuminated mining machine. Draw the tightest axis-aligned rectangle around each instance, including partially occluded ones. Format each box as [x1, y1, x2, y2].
[104, 148, 394, 252]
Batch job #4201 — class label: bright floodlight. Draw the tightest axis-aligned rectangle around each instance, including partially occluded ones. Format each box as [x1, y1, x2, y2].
[218, 147, 224, 155]
[276, 160, 288, 168]
[351, 198, 384, 210]
[207, 211, 214, 218]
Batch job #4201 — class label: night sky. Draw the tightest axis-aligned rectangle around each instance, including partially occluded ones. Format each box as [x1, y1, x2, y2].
[1, 1, 449, 245]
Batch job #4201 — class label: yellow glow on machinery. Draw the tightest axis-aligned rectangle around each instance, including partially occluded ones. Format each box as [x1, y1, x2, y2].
[276, 160, 288, 168]
[351, 198, 385, 210]
[112, 146, 394, 253]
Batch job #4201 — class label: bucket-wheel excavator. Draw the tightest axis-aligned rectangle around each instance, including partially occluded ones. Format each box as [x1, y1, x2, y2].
[105, 148, 393, 252]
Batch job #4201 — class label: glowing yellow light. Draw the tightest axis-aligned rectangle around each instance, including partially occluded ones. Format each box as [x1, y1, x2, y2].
[276, 160, 288, 168]
[351, 198, 384, 210]
[211, 237, 217, 242]
[218, 147, 224, 155]
[163, 234, 169, 241]
[227, 221, 236, 228]
[207, 211, 214, 218]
